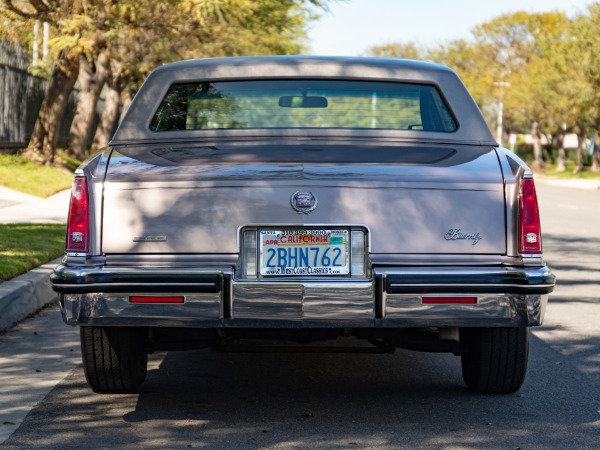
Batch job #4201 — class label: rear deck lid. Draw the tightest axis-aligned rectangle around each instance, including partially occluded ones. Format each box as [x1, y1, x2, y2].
[101, 142, 506, 256]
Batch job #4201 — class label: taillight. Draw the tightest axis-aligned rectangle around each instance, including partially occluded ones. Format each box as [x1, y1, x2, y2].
[66, 177, 89, 253]
[518, 177, 542, 255]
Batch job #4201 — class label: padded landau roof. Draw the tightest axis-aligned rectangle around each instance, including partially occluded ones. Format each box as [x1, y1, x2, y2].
[111, 56, 497, 146]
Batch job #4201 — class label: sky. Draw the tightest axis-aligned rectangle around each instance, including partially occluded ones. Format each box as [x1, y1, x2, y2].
[306, 0, 593, 56]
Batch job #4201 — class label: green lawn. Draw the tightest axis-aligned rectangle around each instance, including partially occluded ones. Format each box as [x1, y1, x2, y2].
[0, 224, 65, 282]
[542, 162, 600, 179]
[0, 154, 73, 198]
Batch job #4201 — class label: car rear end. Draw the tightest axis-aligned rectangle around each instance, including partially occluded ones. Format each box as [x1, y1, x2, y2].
[51, 56, 554, 394]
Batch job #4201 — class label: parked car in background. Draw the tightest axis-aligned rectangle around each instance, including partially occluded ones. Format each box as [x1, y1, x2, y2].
[51, 56, 555, 394]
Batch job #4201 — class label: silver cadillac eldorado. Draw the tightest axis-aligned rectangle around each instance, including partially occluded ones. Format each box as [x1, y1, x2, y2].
[50, 56, 555, 394]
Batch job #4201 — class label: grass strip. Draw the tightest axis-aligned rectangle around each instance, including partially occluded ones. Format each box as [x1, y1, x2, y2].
[0, 154, 73, 198]
[543, 162, 600, 179]
[0, 224, 65, 282]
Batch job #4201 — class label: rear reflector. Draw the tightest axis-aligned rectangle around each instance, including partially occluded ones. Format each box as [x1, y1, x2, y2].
[130, 296, 184, 304]
[66, 177, 89, 253]
[518, 177, 543, 255]
[422, 297, 477, 304]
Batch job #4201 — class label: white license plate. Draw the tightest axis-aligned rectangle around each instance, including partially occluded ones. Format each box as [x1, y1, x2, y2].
[259, 229, 349, 276]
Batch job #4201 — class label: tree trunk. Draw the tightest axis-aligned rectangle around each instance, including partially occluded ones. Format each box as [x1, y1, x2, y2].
[23, 49, 80, 165]
[592, 133, 600, 172]
[66, 51, 110, 160]
[120, 87, 134, 121]
[531, 121, 545, 170]
[574, 123, 586, 174]
[555, 129, 566, 172]
[90, 72, 121, 152]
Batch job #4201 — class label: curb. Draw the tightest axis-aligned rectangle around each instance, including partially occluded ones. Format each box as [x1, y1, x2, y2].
[0, 258, 61, 333]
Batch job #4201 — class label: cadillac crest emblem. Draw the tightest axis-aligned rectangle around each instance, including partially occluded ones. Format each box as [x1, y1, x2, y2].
[290, 191, 318, 214]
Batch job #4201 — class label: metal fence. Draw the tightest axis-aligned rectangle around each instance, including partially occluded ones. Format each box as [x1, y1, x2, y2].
[0, 41, 78, 151]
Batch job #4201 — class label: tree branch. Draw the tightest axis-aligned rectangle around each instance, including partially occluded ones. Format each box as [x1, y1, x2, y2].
[2, 0, 58, 26]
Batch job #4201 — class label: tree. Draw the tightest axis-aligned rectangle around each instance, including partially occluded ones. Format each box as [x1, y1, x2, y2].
[570, 4, 600, 172]
[67, 51, 110, 160]
[365, 42, 423, 59]
[2, 0, 85, 164]
[90, 60, 126, 152]
[1, 0, 331, 164]
[471, 11, 569, 167]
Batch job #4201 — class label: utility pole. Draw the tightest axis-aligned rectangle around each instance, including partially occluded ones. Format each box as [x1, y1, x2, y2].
[494, 81, 510, 146]
[32, 21, 39, 65]
[43, 22, 49, 61]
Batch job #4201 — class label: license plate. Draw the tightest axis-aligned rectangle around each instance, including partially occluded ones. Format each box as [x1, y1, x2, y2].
[259, 229, 349, 276]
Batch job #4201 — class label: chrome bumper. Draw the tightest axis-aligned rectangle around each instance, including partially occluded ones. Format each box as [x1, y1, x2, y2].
[52, 264, 555, 328]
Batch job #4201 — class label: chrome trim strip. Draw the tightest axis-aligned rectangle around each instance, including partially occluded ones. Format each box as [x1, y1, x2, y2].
[378, 266, 555, 296]
[387, 283, 553, 290]
[54, 267, 232, 276]
[50, 265, 232, 294]
[53, 282, 219, 294]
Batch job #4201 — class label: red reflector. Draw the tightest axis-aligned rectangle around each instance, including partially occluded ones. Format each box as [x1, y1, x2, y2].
[129, 295, 183, 303]
[130, 296, 184, 304]
[422, 297, 477, 304]
[518, 178, 542, 255]
[66, 177, 89, 253]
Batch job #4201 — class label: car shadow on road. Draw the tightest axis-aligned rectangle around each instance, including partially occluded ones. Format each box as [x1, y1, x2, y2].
[5, 329, 599, 450]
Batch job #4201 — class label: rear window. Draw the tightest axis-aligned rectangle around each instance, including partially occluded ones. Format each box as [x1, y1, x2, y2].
[149, 80, 457, 132]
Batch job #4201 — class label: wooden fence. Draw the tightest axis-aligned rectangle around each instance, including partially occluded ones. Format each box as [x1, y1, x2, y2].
[0, 41, 77, 151]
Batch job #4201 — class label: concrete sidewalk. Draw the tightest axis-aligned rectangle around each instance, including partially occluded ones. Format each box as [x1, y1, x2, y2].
[0, 186, 70, 224]
[536, 176, 600, 191]
[0, 187, 70, 332]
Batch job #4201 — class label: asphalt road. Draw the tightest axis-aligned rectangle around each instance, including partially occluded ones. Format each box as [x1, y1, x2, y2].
[1, 181, 599, 449]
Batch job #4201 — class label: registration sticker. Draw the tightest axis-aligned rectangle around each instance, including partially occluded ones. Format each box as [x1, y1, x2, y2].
[259, 229, 349, 276]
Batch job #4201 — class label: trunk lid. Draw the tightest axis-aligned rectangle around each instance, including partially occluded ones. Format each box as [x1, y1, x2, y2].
[101, 142, 506, 255]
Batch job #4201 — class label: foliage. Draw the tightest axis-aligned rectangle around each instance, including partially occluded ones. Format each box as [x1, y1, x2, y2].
[365, 42, 423, 59]
[3, 1, 600, 172]
[0, 154, 73, 197]
[364, 5, 600, 172]
[0, 224, 66, 282]
[0, 0, 331, 163]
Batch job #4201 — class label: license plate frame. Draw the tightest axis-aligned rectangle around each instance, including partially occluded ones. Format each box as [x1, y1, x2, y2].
[259, 229, 350, 276]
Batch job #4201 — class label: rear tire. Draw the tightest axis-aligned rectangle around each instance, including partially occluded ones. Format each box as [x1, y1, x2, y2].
[460, 327, 529, 394]
[80, 326, 148, 393]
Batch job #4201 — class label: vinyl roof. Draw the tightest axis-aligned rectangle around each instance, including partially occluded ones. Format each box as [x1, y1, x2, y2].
[111, 56, 496, 146]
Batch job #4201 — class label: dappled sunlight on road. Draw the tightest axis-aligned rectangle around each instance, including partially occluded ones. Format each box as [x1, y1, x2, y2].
[0, 303, 80, 444]
[532, 183, 600, 396]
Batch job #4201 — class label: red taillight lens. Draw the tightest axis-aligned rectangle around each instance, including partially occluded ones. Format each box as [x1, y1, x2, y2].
[130, 296, 184, 304]
[518, 177, 542, 255]
[422, 297, 477, 304]
[66, 177, 89, 253]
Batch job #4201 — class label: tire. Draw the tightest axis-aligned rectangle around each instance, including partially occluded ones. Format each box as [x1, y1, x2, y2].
[80, 326, 148, 393]
[460, 327, 529, 394]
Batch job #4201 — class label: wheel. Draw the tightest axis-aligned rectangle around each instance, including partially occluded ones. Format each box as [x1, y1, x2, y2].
[460, 327, 529, 394]
[80, 326, 148, 393]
